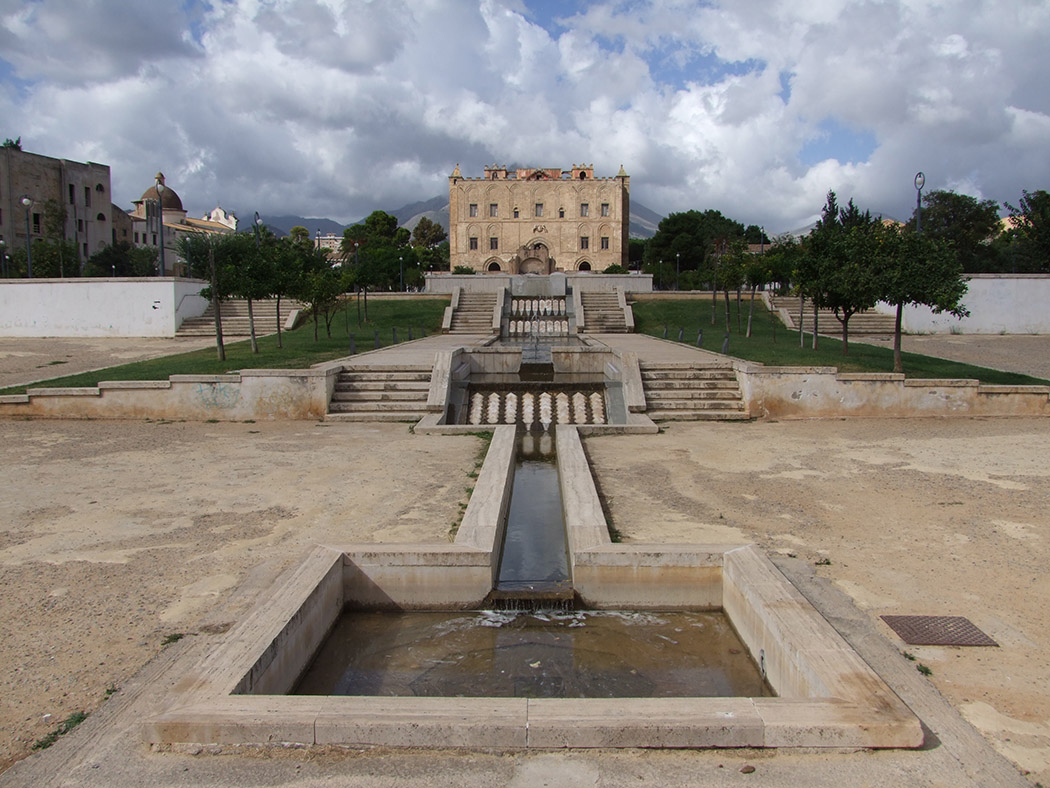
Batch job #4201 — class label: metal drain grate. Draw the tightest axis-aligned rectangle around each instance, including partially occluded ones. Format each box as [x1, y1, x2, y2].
[880, 615, 998, 647]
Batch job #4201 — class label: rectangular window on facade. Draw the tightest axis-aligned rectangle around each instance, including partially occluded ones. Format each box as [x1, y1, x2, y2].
[581, 236, 590, 250]
[83, 242, 87, 258]
[489, 203, 498, 217]
[513, 208, 519, 219]
[601, 203, 610, 216]
[558, 208, 565, 218]
[489, 237, 498, 250]
[469, 203, 478, 217]
[535, 203, 543, 217]
[32, 213, 41, 233]
[69, 184, 75, 204]
[469, 237, 478, 250]
[601, 236, 610, 250]
[84, 186, 91, 207]
[580, 203, 589, 217]
[134, 232, 139, 243]
[78, 219, 83, 232]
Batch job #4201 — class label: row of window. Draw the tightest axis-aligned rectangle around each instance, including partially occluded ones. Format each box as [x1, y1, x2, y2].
[15, 212, 107, 235]
[469, 202, 611, 219]
[468, 236, 610, 251]
[68, 183, 104, 207]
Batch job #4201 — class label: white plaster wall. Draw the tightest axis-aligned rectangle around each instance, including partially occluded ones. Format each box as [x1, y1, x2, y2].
[874, 274, 1050, 334]
[0, 278, 208, 337]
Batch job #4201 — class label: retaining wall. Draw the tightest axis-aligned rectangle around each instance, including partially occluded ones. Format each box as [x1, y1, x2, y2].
[0, 278, 208, 337]
[888, 274, 1050, 334]
[736, 364, 1050, 419]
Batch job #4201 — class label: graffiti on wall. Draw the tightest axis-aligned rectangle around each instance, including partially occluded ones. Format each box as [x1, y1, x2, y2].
[195, 381, 241, 410]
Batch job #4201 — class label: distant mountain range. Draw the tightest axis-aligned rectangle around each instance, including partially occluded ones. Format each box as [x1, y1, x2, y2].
[258, 196, 663, 240]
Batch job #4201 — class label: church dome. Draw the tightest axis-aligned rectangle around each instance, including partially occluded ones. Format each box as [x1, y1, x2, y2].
[139, 172, 183, 211]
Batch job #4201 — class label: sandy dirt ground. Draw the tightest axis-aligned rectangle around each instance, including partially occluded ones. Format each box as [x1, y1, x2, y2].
[0, 419, 483, 772]
[0, 417, 1047, 784]
[1, 330, 1049, 785]
[586, 418, 1050, 784]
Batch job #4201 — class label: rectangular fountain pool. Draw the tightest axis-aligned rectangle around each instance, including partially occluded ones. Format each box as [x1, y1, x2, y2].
[294, 609, 773, 698]
[143, 426, 922, 750]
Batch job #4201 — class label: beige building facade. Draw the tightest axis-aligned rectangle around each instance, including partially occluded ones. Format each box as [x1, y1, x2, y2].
[449, 164, 629, 274]
[0, 146, 113, 270]
[128, 173, 237, 275]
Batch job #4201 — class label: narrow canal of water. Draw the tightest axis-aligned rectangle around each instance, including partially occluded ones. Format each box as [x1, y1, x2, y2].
[494, 434, 569, 593]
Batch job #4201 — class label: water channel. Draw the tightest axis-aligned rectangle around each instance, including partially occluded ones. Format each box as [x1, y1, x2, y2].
[292, 430, 772, 699]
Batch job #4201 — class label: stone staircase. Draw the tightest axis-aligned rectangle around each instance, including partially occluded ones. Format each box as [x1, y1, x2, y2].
[770, 296, 896, 335]
[326, 366, 431, 422]
[177, 299, 304, 338]
[640, 362, 749, 421]
[449, 292, 497, 334]
[580, 292, 629, 333]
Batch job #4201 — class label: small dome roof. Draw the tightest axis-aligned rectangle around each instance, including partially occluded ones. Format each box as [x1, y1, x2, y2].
[139, 172, 183, 211]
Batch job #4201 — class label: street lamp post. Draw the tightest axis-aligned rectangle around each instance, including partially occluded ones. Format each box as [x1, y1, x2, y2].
[676, 252, 680, 291]
[0, 239, 6, 278]
[154, 175, 167, 276]
[354, 241, 362, 324]
[399, 255, 404, 292]
[914, 172, 925, 234]
[20, 195, 33, 277]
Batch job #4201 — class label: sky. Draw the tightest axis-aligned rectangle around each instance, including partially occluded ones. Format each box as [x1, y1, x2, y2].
[2, 0, 1048, 234]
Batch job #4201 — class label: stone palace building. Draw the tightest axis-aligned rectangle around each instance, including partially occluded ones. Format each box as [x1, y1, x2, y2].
[448, 164, 629, 274]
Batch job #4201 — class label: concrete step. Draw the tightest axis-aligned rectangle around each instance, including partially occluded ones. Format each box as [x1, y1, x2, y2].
[334, 381, 430, 392]
[329, 402, 428, 414]
[330, 391, 428, 403]
[325, 412, 423, 422]
[646, 389, 743, 400]
[645, 397, 745, 409]
[642, 370, 738, 381]
[338, 372, 431, 383]
[647, 409, 751, 421]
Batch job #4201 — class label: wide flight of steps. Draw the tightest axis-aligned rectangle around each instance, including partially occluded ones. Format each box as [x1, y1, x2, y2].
[770, 296, 896, 335]
[177, 299, 304, 338]
[580, 292, 629, 333]
[641, 361, 749, 421]
[449, 292, 497, 333]
[326, 366, 432, 422]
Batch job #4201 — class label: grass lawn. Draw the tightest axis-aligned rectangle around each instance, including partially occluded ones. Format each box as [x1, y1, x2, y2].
[0, 297, 449, 395]
[3, 294, 1044, 395]
[631, 297, 1048, 386]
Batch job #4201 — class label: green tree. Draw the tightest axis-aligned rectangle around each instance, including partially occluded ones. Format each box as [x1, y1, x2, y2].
[178, 233, 247, 361]
[798, 191, 879, 354]
[716, 239, 748, 333]
[411, 216, 447, 249]
[289, 226, 311, 246]
[7, 239, 78, 278]
[645, 209, 746, 290]
[1004, 189, 1050, 272]
[2, 136, 20, 150]
[85, 242, 157, 277]
[876, 224, 969, 374]
[908, 190, 1000, 273]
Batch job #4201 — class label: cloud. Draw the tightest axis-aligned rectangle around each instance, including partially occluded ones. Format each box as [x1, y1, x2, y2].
[1, 0, 1048, 232]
